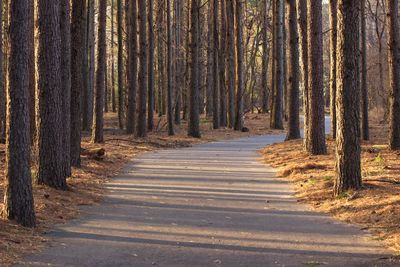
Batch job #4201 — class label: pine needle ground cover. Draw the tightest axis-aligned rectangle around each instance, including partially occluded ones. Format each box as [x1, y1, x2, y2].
[261, 118, 400, 254]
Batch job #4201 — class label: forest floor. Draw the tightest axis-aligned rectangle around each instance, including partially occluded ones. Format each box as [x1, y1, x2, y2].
[0, 112, 281, 267]
[261, 113, 400, 255]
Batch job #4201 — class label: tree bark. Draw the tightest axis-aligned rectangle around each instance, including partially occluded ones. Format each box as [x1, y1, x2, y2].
[3, 0, 36, 227]
[60, 0, 71, 177]
[270, 0, 284, 130]
[0, 0, 4, 141]
[226, 0, 235, 127]
[117, 0, 125, 129]
[167, 0, 175, 135]
[261, 0, 269, 114]
[111, 0, 116, 113]
[28, 0, 35, 144]
[361, 0, 369, 141]
[334, 0, 362, 195]
[234, 0, 244, 131]
[37, 0, 66, 190]
[188, 0, 201, 138]
[219, 0, 227, 127]
[70, 0, 87, 167]
[306, 0, 326, 155]
[329, 0, 337, 139]
[205, 2, 213, 118]
[212, 0, 220, 129]
[92, 0, 107, 143]
[387, 0, 400, 150]
[126, 0, 137, 134]
[137, 0, 148, 137]
[286, 0, 300, 140]
[148, 0, 155, 131]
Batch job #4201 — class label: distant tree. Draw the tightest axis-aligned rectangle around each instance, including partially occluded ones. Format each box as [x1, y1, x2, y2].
[329, 0, 338, 139]
[188, 0, 201, 138]
[270, 0, 284, 130]
[219, 0, 227, 127]
[334, 0, 362, 195]
[92, 0, 107, 143]
[212, 0, 220, 129]
[28, 0, 35, 144]
[37, 0, 66, 190]
[167, 0, 175, 135]
[3, 0, 36, 227]
[71, 0, 87, 167]
[148, 0, 155, 131]
[387, 0, 400, 150]
[137, 0, 148, 137]
[110, 0, 116, 113]
[205, 1, 213, 118]
[234, 0, 244, 131]
[126, 0, 137, 134]
[361, 0, 369, 141]
[226, 0, 235, 127]
[83, 0, 94, 132]
[286, 0, 300, 140]
[117, 0, 124, 129]
[306, 0, 326, 155]
[261, 0, 269, 114]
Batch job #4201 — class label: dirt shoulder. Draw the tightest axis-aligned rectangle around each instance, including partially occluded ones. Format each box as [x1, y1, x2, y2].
[261, 121, 400, 255]
[0, 113, 281, 266]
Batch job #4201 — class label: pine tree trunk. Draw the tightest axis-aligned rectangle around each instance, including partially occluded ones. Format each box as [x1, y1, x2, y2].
[28, 0, 36, 144]
[82, 0, 94, 131]
[334, 0, 362, 195]
[270, 0, 284, 129]
[219, 0, 227, 127]
[37, 0, 66, 190]
[137, 0, 148, 137]
[60, 0, 71, 177]
[234, 0, 244, 131]
[126, 0, 137, 134]
[111, 0, 116, 113]
[4, 0, 36, 227]
[188, 0, 201, 138]
[0, 0, 4, 141]
[329, 0, 337, 139]
[92, 0, 107, 143]
[226, 0, 235, 127]
[387, 0, 400, 150]
[117, 0, 125, 129]
[306, 0, 326, 155]
[205, 2, 213, 118]
[212, 0, 220, 129]
[174, 0, 183, 125]
[148, 0, 155, 131]
[286, 0, 300, 140]
[361, 0, 369, 141]
[261, 0, 269, 114]
[167, 0, 175, 135]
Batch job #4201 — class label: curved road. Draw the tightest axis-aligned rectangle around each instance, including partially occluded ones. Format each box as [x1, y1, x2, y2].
[21, 134, 394, 267]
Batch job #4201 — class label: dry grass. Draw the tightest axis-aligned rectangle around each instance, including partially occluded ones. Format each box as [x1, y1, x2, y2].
[261, 115, 400, 254]
[0, 112, 281, 266]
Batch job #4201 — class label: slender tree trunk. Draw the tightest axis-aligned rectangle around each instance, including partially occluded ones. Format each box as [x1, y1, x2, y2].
[82, 0, 94, 131]
[70, 0, 86, 167]
[111, 0, 116, 113]
[0, 1, 4, 142]
[219, 0, 227, 127]
[329, 0, 337, 139]
[137, 0, 148, 137]
[117, 0, 124, 129]
[157, 0, 165, 117]
[60, 0, 71, 177]
[361, 0, 369, 140]
[270, 0, 284, 129]
[334, 0, 362, 195]
[148, 0, 155, 131]
[306, 0, 326, 155]
[261, 0, 269, 114]
[28, 0, 35, 144]
[37, 0, 66, 190]
[188, 0, 201, 138]
[3, 0, 36, 227]
[212, 0, 220, 129]
[167, 0, 175, 135]
[174, 0, 183, 125]
[205, 2, 213, 118]
[126, 0, 137, 134]
[286, 0, 300, 140]
[92, 0, 107, 143]
[234, 0, 244, 131]
[226, 0, 235, 127]
[387, 0, 400, 150]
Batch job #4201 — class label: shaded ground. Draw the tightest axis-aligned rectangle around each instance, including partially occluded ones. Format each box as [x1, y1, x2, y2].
[0, 113, 281, 266]
[19, 135, 394, 267]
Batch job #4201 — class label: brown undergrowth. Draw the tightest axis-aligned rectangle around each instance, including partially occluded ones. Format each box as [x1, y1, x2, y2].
[0, 112, 281, 266]
[261, 118, 400, 254]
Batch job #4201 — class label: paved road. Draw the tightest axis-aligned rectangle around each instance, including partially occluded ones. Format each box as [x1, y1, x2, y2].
[20, 134, 395, 267]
